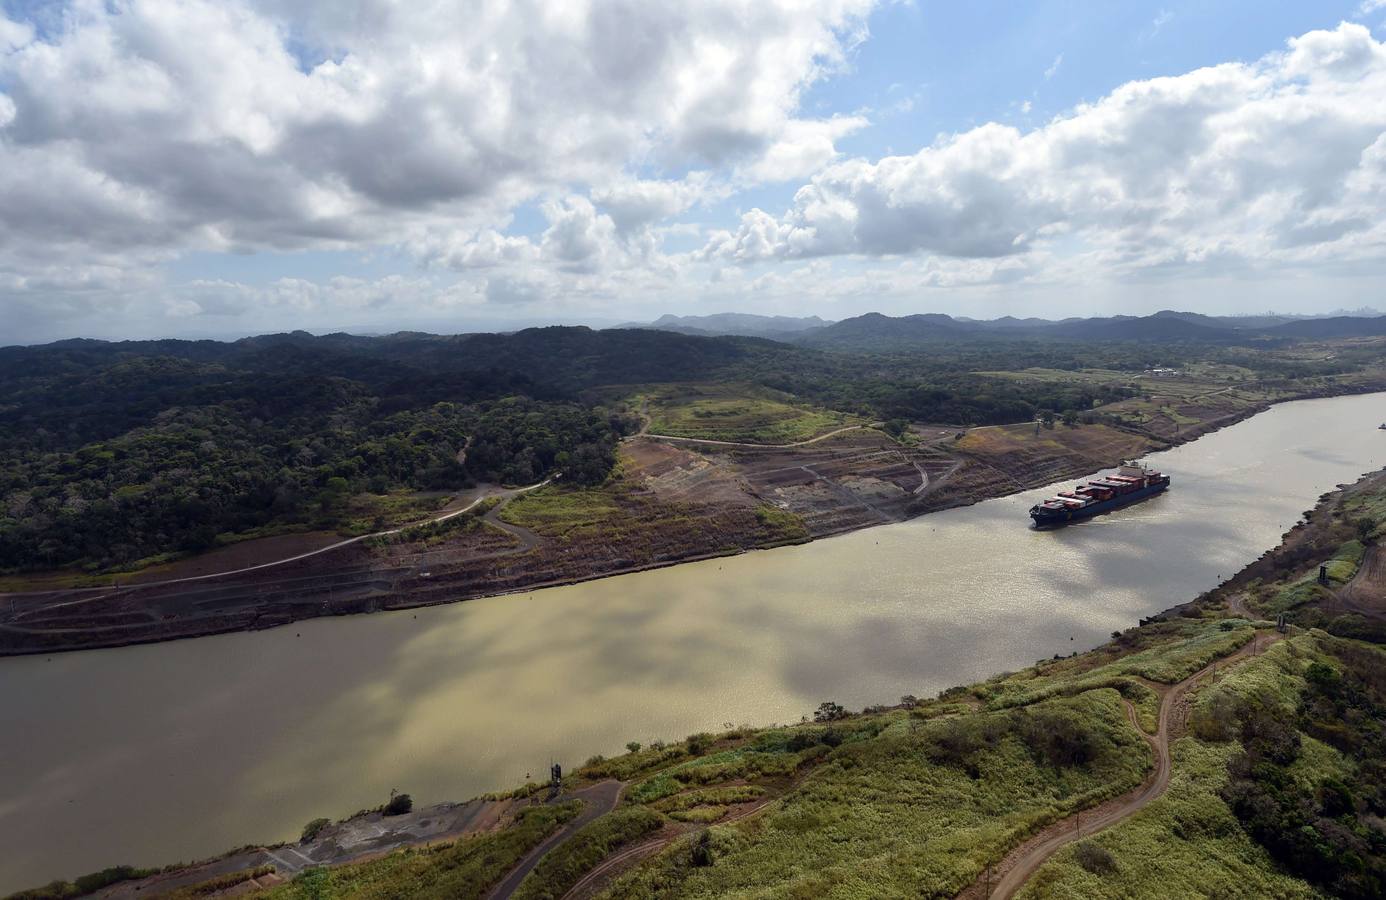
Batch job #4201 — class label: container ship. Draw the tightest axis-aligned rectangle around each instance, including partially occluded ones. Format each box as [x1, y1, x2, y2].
[1029, 461, 1170, 526]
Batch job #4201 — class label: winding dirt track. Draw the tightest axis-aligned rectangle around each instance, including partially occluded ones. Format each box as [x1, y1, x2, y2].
[974, 634, 1273, 900]
[1340, 544, 1386, 620]
[3, 478, 554, 603]
[560, 791, 782, 900]
[486, 781, 624, 900]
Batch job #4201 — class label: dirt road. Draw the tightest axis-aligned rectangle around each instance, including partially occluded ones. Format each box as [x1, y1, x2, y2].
[972, 634, 1273, 900]
[641, 422, 882, 449]
[4, 478, 553, 602]
[1340, 544, 1386, 619]
[1226, 592, 1253, 618]
[487, 781, 623, 900]
[561, 788, 783, 900]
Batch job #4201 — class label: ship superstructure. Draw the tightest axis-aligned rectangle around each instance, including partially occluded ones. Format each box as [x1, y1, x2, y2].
[1029, 462, 1170, 526]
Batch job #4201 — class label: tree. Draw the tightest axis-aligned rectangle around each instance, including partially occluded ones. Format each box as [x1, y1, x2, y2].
[691, 830, 714, 867]
[625, 741, 642, 754]
[813, 701, 846, 723]
[384, 792, 413, 816]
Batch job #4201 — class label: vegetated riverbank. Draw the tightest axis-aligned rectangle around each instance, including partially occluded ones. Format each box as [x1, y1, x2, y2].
[4, 376, 1386, 657]
[20, 467, 1386, 900]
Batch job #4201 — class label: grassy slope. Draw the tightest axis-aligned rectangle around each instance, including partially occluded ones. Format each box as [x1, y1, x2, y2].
[499, 483, 809, 547]
[601, 690, 1150, 899]
[1017, 737, 1321, 900]
[1017, 636, 1351, 900]
[257, 803, 579, 900]
[641, 383, 857, 443]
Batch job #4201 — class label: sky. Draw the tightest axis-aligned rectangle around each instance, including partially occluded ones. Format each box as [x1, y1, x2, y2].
[2, 0, 1386, 342]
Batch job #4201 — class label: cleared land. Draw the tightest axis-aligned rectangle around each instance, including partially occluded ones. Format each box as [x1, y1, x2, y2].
[638, 383, 860, 444]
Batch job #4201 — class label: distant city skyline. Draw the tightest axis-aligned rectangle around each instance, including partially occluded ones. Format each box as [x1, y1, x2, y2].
[3, 0, 1386, 342]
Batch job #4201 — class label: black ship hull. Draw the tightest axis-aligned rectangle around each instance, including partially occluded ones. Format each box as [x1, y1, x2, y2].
[1029, 480, 1168, 527]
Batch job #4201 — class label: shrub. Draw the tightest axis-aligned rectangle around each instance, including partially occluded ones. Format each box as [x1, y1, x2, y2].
[1191, 691, 1240, 742]
[384, 793, 413, 816]
[686, 733, 714, 755]
[1013, 708, 1100, 768]
[11, 866, 160, 899]
[813, 701, 847, 723]
[1073, 840, 1118, 876]
[300, 817, 330, 843]
[691, 831, 714, 867]
[626, 741, 642, 754]
[925, 715, 1009, 775]
[175, 865, 276, 897]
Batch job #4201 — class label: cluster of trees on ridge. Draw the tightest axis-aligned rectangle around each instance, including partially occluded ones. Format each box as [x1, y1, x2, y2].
[0, 337, 632, 572]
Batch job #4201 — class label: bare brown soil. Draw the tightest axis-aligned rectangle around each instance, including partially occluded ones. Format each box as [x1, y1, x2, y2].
[123, 532, 346, 584]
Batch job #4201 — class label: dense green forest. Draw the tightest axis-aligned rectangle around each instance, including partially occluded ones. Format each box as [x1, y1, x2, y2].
[1220, 642, 1386, 898]
[0, 325, 1368, 573]
[0, 334, 638, 572]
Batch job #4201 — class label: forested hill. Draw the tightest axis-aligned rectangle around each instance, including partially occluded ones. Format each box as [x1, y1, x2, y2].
[0, 323, 1369, 575]
[0, 327, 795, 574]
[0, 327, 799, 392]
[788, 310, 1386, 351]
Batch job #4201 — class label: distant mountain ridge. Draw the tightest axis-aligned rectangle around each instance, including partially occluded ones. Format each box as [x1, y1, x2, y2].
[620, 312, 832, 338]
[622, 307, 1384, 348]
[788, 310, 1386, 351]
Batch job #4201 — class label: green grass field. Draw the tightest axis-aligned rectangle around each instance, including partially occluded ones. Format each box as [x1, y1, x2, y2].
[641, 383, 857, 444]
[499, 486, 623, 537]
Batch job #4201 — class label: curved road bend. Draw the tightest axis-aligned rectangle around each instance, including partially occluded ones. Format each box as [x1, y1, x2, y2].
[983, 634, 1275, 900]
[640, 422, 883, 449]
[561, 787, 783, 900]
[487, 780, 623, 900]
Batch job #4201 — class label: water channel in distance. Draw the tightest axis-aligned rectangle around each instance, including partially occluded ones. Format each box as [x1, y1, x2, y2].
[2, 390, 1385, 890]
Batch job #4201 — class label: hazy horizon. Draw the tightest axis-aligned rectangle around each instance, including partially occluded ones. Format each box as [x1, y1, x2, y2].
[9, 304, 1386, 348]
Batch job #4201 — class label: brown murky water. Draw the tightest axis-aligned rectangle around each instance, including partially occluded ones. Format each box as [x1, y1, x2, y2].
[2, 392, 1384, 891]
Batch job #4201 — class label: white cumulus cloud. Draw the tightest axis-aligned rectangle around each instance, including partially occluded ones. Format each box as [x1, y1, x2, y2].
[0, 0, 875, 283]
[704, 23, 1386, 282]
